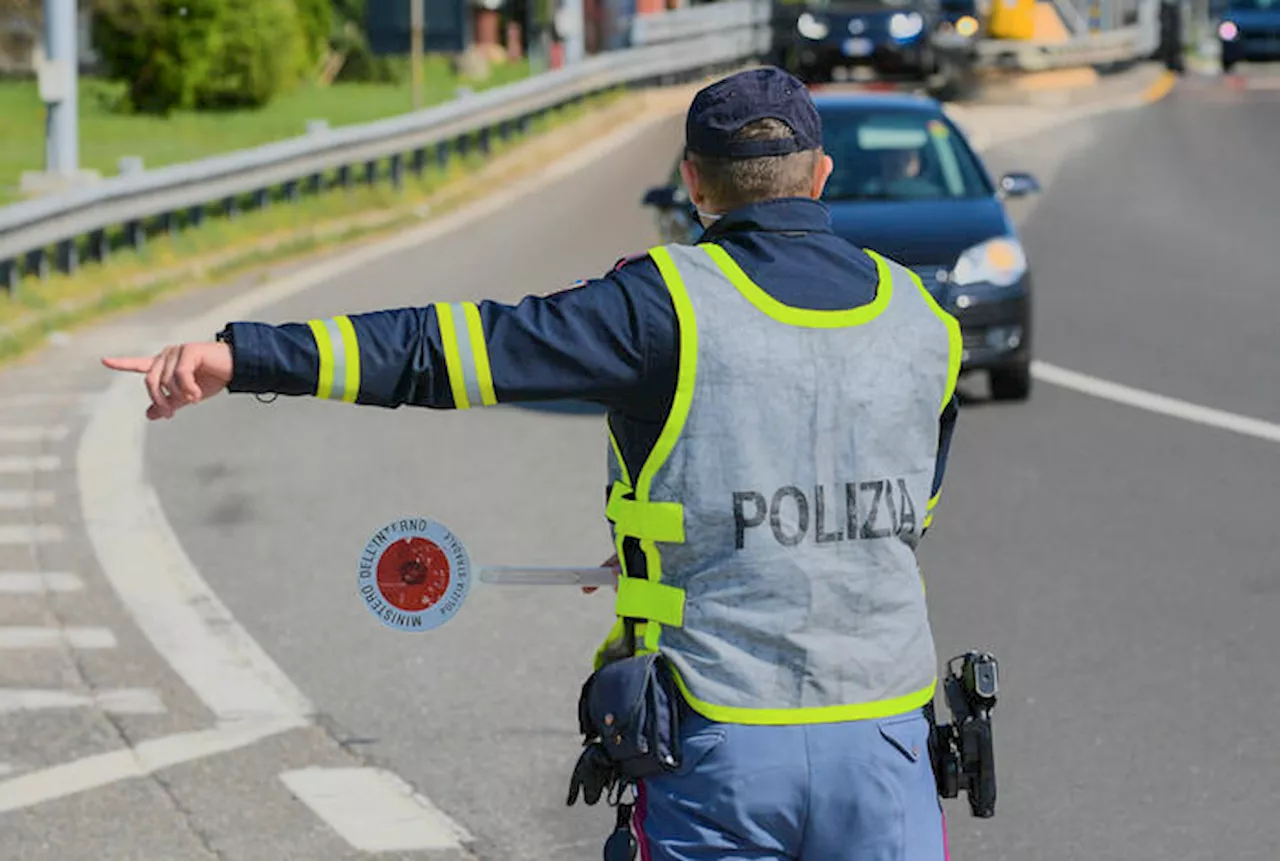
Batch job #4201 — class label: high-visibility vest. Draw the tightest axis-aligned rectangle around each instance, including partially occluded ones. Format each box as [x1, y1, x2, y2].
[594, 241, 961, 725]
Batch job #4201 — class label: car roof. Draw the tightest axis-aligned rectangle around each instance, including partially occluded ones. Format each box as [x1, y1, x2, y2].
[809, 89, 945, 114]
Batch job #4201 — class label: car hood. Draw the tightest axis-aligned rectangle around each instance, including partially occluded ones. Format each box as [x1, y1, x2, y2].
[826, 196, 1013, 267]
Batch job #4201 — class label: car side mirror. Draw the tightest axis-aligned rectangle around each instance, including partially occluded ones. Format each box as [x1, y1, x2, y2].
[998, 172, 1040, 198]
[642, 184, 687, 209]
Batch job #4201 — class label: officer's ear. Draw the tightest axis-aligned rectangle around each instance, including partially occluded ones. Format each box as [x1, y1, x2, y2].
[810, 151, 834, 200]
[680, 158, 706, 209]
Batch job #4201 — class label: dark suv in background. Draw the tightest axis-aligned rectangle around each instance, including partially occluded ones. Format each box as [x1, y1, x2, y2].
[771, 0, 947, 82]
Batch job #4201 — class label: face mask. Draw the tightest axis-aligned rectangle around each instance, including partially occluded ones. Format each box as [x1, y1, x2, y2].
[697, 209, 723, 226]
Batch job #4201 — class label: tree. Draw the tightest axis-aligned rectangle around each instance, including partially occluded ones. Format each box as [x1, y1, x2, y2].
[91, 0, 223, 114]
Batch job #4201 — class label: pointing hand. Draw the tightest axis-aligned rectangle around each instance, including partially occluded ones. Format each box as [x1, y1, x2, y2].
[101, 342, 234, 421]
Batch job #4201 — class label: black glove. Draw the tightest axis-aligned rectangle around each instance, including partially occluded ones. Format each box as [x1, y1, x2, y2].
[566, 741, 617, 807]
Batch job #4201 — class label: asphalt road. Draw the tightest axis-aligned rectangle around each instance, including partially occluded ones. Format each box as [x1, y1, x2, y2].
[5, 68, 1277, 860]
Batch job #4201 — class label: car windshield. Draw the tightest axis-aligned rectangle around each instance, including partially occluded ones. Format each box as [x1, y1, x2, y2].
[820, 109, 993, 202]
[1229, 0, 1279, 9]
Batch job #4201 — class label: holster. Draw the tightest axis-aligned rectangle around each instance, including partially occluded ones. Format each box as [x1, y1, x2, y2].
[577, 652, 683, 780]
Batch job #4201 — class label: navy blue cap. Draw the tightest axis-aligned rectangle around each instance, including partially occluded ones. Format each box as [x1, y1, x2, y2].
[685, 67, 823, 159]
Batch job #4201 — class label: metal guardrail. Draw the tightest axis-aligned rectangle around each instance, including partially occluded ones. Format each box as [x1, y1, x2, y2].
[0, 20, 771, 292]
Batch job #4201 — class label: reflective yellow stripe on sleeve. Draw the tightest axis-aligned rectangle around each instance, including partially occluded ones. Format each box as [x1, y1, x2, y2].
[437, 302, 497, 410]
[306, 316, 361, 403]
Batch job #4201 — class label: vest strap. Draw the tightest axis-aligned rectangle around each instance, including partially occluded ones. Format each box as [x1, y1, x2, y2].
[605, 483, 686, 544]
[615, 577, 686, 628]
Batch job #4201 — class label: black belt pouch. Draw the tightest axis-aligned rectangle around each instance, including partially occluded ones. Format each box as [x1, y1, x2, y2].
[577, 652, 683, 780]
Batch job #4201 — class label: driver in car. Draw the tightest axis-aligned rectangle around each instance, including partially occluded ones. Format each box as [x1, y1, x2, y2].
[866, 146, 938, 198]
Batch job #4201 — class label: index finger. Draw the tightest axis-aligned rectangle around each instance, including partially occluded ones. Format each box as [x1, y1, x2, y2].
[101, 356, 155, 374]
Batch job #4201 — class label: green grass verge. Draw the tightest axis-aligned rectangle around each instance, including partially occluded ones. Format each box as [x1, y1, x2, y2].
[0, 55, 531, 205]
[0, 87, 629, 368]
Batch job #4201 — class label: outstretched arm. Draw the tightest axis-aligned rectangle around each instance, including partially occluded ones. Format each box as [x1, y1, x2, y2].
[103, 259, 667, 420]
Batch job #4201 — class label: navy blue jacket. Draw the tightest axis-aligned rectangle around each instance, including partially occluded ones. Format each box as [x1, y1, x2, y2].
[225, 197, 958, 536]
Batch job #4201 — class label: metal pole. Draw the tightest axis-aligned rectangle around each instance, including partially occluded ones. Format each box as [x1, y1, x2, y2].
[563, 0, 585, 63]
[411, 0, 424, 109]
[44, 0, 78, 176]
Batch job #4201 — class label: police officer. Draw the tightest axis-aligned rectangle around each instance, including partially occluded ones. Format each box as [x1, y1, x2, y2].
[103, 67, 961, 860]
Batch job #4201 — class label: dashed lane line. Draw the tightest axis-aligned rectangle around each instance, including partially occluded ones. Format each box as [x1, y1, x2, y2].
[0, 718, 303, 814]
[279, 767, 475, 852]
[0, 688, 165, 715]
[0, 525, 64, 545]
[0, 490, 56, 509]
[0, 572, 83, 593]
[0, 455, 61, 473]
[0, 426, 69, 443]
[0, 394, 102, 412]
[0, 626, 117, 650]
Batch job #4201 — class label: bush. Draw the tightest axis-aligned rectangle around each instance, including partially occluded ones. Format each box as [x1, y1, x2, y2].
[91, 0, 222, 115]
[194, 0, 308, 110]
[90, 0, 309, 114]
[294, 0, 334, 65]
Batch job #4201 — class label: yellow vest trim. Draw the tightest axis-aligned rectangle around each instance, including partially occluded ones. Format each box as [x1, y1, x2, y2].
[672, 667, 938, 726]
[627, 245, 699, 655]
[605, 487, 686, 544]
[615, 577, 686, 628]
[606, 423, 632, 572]
[905, 266, 963, 413]
[701, 243, 894, 329]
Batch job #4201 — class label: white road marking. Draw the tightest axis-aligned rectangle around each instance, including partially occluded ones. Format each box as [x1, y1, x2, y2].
[0, 490, 56, 509]
[0, 572, 83, 593]
[0, 626, 117, 649]
[0, 455, 61, 473]
[0, 717, 304, 814]
[279, 767, 472, 852]
[0, 524, 64, 545]
[64, 92, 685, 820]
[0, 426, 69, 443]
[0, 394, 101, 411]
[0, 688, 165, 715]
[1032, 361, 1280, 445]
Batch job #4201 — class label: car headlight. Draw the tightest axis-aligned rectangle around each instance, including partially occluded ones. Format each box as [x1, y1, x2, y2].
[889, 11, 924, 39]
[951, 237, 1028, 288]
[798, 12, 830, 40]
[1218, 20, 1239, 40]
[955, 15, 979, 37]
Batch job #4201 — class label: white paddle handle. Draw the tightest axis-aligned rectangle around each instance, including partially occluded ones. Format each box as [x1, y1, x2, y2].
[479, 566, 618, 586]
